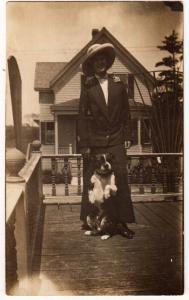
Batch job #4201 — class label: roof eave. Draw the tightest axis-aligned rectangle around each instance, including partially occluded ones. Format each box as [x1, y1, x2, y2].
[34, 87, 52, 92]
[49, 27, 155, 88]
[49, 30, 105, 87]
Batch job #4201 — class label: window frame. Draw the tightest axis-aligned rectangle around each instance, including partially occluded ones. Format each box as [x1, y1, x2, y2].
[41, 121, 55, 145]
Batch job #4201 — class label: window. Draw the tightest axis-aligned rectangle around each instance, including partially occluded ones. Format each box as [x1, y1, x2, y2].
[41, 122, 55, 144]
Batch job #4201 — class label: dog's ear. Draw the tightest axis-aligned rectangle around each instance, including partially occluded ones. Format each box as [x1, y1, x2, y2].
[106, 153, 114, 162]
[95, 154, 103, 161]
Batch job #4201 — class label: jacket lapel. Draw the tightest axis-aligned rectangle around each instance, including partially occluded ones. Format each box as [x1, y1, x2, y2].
[107, 76, 116, 120]
[90, 78, 109, 120]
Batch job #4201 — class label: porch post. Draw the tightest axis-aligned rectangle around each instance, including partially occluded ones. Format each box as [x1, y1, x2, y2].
[55, 114, 58, 154]
[137, 118, 142, 153]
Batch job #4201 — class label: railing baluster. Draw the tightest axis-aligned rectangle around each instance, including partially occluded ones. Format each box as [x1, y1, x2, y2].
[64, 157, 69, 196]
[127, 157, 131, 184]
[151, 157, 156, 194]
[162, 156, 168, 194]
[175, 156, 181, 193]
[77, 157, 81, 195]
[51, 157, 56, 196]
[139, 157, 145, 194]
[41, 153, 183, 199]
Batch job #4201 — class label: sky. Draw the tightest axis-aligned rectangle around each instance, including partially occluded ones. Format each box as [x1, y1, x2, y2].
[5, 1, 183, 124]
[0, 2, 188, 295]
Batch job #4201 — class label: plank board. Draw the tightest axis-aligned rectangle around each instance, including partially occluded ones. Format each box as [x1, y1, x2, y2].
[32, 202, 183, 295]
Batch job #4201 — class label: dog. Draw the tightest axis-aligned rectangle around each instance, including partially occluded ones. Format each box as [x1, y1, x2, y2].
[85, 153, 118, 240]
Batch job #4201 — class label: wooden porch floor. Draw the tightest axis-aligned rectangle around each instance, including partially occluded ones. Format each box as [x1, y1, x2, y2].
[33, 201, 183, 295]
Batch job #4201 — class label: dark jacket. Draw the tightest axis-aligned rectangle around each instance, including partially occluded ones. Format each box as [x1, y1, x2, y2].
[78, 74, 132, 149]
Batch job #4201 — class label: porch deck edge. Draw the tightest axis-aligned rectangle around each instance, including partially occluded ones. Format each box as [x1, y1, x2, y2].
[43, 193, 182, 204]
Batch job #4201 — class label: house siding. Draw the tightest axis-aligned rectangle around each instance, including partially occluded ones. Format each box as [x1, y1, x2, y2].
[54, 56, 151, 106]
[55, 72, 82, 104]
[109, 56, 130, 73]
[40, 104, 54, 121]
[39, 92, 54, 121]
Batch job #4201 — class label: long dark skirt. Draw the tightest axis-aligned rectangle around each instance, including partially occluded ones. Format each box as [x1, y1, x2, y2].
[80, 144, 135, 223]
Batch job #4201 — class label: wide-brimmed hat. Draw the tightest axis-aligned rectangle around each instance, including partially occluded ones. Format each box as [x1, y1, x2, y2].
[82, 43, 115, 76]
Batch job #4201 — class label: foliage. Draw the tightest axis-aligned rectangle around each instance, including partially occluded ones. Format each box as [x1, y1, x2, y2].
[150, 30, 183, 153]
[6, 125, 39, 153]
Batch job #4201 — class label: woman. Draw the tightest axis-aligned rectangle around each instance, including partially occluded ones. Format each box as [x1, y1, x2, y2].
[78, 43, 135, 238]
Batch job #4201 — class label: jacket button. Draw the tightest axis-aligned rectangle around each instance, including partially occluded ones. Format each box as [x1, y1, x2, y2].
[106, 135, 109, 139]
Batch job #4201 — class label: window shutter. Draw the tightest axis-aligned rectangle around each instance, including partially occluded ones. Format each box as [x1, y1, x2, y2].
[128, 74, 134, 99]
[41, 122, 46, 144]
[141, 119, 151, 144]
[119, 74, 128, 86]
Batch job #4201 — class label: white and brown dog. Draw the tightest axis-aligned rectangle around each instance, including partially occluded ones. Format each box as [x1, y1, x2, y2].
[85, 153, 118, 240]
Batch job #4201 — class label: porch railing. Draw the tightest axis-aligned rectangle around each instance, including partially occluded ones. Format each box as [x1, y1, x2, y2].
[6, 146, 43, 294]
[42, 153, 183, 203]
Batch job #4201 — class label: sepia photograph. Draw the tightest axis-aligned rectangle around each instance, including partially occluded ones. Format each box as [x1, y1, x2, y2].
[5, 0, 184, 296]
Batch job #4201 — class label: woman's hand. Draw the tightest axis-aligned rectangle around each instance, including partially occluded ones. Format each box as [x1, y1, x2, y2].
[125, 141, 132, 149]
[81, 148, 91, 154]
[80, 148, 91, 158]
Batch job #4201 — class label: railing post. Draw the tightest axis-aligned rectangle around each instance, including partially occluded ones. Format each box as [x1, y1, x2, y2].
[64, 157, 69, 196]
[51, 158, 56, 196]
[31, 140, 41, 153]
[6, 148, 28, 293]
[6, 212, 18, 294]
[14, 193, 30, 288]
[6, 148, 25, 183]
[31, 140, 43, 199]
[77, 156, 81, 195]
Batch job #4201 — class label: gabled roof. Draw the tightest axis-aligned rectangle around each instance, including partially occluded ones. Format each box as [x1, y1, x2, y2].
[34, 62, 67, 91]
[50, 27, 155, 88]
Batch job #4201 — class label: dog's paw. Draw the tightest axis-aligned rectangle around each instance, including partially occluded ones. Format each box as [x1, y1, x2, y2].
[88, 191, 96, 203]
[84, 230, 92, 236]
[104, 193, 110, 200]
[101, 234, 111, 240]
[104, 186, 111, 199]
[111, 185, 117, 194]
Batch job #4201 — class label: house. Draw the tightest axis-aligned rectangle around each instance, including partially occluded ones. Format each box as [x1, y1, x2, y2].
[34, 27, 154, 166]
